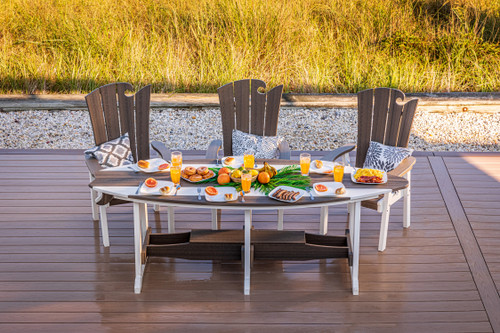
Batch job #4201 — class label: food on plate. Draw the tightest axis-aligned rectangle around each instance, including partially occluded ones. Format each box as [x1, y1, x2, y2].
[184, 166, 196, 176]
[335, 186, 346, 195]
[224, 157, 235, 165]
[202, 170, 215, 179]
[271, 188, 300, 201]
[137, 160, 150, 169]
[159, 186, 171, 195]
[197, 166, 209, 175]
[225, 193, 234, 200]
[189, 174, 203, 182]
[353, 168, 384, 183]
[356, 175, 383, 183]
[324, 170, 333, 174]
[218, 174, 230, 185]
[158, 163, 170, 171]
[145, 177, 158, 188]
[314, 184, 328, 192]
[218, 167, 230, 175]
[205, 186, 218, 196]
[315, 160, 323, 168]
[257, 171, 270, 184]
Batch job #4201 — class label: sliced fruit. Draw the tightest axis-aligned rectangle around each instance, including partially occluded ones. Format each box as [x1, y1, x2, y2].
[315, 184, 328, 192]
[158, 163, 170, 170]
[145, 177, 158, 188]
[250, 169, 259, 177]
[257, 171, 270, 184]
[217, 174, 230, 185]
[231, 170, 242, 178]
[205, 186, 218, 196]
[218, 167, 230, 175]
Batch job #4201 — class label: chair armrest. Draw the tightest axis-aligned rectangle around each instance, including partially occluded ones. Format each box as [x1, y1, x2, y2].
[319, 144, 356, 162]
[205, 139, 222, 159]
[85, 155, 104, 177]
[151, 141, 171, 160]
[278, 140, 291, 160]
[388, 156, 416, 177]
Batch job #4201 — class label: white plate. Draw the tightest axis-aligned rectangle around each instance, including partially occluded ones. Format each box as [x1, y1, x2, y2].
[222, 156, 244, 168]
[312, 182, 345, 196]
[204, 187, 239, 202]
[351, 168, 388, 184]
[310, 160, 335, 174]
[135, 158, 170, 173]
[138, 180, 175, 195]
[181, 167, 217, 183]
[268, 186, 306, 203]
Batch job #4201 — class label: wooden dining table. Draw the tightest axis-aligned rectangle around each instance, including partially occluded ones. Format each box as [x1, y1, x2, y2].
[90, 159, 408, 295]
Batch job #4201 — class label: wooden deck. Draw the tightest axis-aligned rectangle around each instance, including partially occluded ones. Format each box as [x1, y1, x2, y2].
[0, 149, 499, 333]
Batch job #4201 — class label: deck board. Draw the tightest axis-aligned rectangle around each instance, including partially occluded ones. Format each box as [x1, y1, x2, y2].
[0, 149, 499, 332]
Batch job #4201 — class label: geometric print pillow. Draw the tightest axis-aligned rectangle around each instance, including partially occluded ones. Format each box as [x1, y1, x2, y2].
[84, 133, 134, 168]
[232, 129, 284, 159]
[363, 141, 413, 172]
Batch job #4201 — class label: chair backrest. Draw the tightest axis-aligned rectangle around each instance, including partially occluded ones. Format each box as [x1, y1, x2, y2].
[217, 79, 284, 156]
[85, 83, 151, 162]
[356, 88, 418, 168]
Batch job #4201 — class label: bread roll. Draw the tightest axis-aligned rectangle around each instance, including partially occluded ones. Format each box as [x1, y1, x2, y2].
[189, 174, 202, 182]
[137, 160, 150, 169]
[335, 187, 346, 195]
[224, 157, 235, 165]
[184, 166, 196, 176]
[197, 166, 209, 175]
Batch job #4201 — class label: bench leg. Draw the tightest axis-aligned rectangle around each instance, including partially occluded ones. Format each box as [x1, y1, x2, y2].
[168, 207, 175, 233]
[133, 203, 145, 294]
[277, 209, 284, 230]
[244, 210, 252, 295]
[319, 206, 329, 235]
[403, 171, 411, 229]
[153, 204, 160, 212]
[211, 209, 221, 230]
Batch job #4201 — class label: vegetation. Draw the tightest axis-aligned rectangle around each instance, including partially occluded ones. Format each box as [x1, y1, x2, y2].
[1, 0, 499, 93]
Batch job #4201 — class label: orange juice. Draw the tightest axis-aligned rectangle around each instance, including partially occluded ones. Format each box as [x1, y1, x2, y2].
[171, 151, 182, 167]
[244, 152, 255, 169]
[170, 166, 181, 184]
[300, 153, 311, 176]
[241, 172, 252, 193]
[334, 164, 345, 182]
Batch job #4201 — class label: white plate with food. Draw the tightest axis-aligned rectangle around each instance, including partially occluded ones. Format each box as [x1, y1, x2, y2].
[181, 166, 217, 183]
[312, 182, 346, 196]
[268, 186, 306, 203]
[309, 160, 335, 174]
[138, 180, 175, 195]
[204, 187, 239, 202]
[351, 168, 387, 184]
[134, 158, 170, 173]
[222, 156, 244, 167]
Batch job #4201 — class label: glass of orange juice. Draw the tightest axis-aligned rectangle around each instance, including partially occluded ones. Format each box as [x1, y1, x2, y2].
[300, 153, 311, 176]
[171, 151, 182, 168]
[170, 166, 181, 185]
[241, 170, 252, 193]
[243, 151, 255, 169]
[333, 162, 345, 183]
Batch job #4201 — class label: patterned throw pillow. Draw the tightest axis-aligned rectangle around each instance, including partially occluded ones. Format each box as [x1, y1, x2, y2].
[363, 141, 413, 172]
[85, 133, 134, 168]
[232, 129, 284, 159]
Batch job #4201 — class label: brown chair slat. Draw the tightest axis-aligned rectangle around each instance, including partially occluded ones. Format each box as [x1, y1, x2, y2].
[384, 89, 405, 147]
[135, 85, 151, 161]
[234, 79, 250, 133]
[397, 99, 418, 147]
[217, 82, 236, 156]
[264, 85, 283, 136]
[250, 79, 266, 135]
[116, 83, 134, 136]
[99, 84, 121, 140]
[85, 91, 107, 145]
[356, 89, 374, 168]
[371, 87, 391, 144]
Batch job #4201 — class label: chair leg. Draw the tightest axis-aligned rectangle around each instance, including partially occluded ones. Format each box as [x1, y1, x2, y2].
[378, 194, 390, 252]
[90, 189, 99, 221]
[277, 209, 284, 230]
[98, 204, 110, 247]
[403, 171, 411, 229]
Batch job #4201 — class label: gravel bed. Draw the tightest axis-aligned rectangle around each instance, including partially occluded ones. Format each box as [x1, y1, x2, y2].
[0, 108, 499, 152]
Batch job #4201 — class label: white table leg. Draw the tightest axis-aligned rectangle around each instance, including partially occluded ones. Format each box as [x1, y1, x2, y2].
[277, 209, 284, 231]
[403, 171, 411, 228]
[139, 203, 148, 240]
[319, 206, 329, 235]
[244, 209, 252, 295]
[133, 203, 145, 294]
[378, 194, 391, 252]
[211, 209, 218, 230]
[98, 204, 110, 247]
[168, 207, 175, 233]
[349, 202, 361, 295]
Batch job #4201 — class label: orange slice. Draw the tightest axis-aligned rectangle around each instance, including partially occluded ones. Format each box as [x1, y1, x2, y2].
[315, 184, 328, 192]
[205, 186, 218, 196]
[158, 163, 170, 170]
[145, 177, 158, 188]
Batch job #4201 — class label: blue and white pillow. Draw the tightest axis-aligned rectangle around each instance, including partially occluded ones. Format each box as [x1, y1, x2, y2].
[363, 141, 413, 172]
[85, 133, 134, 168]
[232, 129, 283, 159]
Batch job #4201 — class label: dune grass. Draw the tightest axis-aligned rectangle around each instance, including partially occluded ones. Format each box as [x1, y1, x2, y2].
[0, 0, 499, 93]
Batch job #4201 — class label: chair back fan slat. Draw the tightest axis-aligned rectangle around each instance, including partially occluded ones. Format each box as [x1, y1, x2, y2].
[355, 87, 418, 167]
[234, 79, 250, 133]
[217, 82, 236, 156]
[134, 85, 151, 161]
[264, 85, 284, 136]
[250, 79, 267, 135]
[99, 84, 121, 140]
[85, 91, 108, 145]
[116, 83, 134, 136]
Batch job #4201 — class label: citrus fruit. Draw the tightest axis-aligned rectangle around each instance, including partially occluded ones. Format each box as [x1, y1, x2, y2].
[315, 184, 328, 192]
[145, 177, 158, 188]
[158, 163, 170, 170]
[250, 169, 259, 177]
[205, 186, 218, 196]
[217, 174, 230, 185]
[257, 172, 270, 184]
[218, 167, 230, 175]
[231, 170, 242, 178]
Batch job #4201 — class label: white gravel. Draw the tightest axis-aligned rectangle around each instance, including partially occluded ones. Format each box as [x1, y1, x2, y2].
[0, 108, 499, 151]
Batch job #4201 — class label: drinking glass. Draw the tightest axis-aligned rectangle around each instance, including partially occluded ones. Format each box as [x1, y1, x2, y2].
[300, 153, 311, 176]
[171, 151, 182, 168]
[243, 151, 255, 169]
[241, 171, 252, 193]
[333, 161, 345, 183]
[217, 147, 224, 166]
[170, 166, 181, 185]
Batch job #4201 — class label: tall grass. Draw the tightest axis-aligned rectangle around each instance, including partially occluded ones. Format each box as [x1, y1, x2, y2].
[0, 0, 499, 93]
